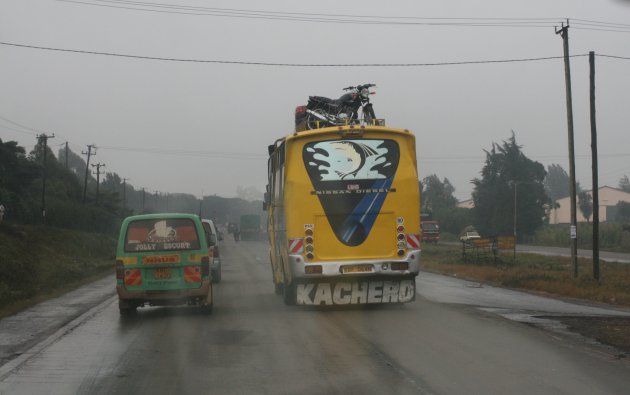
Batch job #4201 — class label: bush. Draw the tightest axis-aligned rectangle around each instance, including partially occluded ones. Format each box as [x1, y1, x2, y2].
[530, 223, 629, 252]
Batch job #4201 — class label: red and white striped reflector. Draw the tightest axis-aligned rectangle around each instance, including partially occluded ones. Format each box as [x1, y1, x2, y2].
[124, 269, 142, 286]
[289, 238, 304, 254]
[184, 266, 202, 283]
[406, 234, 421, 249]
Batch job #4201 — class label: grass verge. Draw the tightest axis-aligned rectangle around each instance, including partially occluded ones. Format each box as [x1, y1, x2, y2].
[421, 243, 630, 307]
[0, 223, 116, 317]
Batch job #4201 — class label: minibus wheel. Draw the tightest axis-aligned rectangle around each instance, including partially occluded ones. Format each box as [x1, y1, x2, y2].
[200, 285, 213, 314]
[118, 300, 137, 316]
[212, 264, 222, 283]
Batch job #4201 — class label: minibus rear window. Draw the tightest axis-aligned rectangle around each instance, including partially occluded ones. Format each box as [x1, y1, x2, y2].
[124, 218, 201, 252]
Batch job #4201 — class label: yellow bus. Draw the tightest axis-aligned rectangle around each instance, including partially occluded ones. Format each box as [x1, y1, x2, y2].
[264, 124, 421, 305]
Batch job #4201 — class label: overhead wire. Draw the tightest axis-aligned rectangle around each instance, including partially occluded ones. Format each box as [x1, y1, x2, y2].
[0, 124, 38, 137]
[0, 42, 593, 66]
[57, 0, 565, 27]
[0, 115, 40, 134]
[56, 0, 630, 35]
[98, 145, 267, 160]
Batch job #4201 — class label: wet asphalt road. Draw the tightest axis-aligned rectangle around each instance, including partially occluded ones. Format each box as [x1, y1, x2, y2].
[1, 239, 630, 394]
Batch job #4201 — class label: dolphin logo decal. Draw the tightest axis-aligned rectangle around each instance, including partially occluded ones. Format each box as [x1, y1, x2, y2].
[303, 139, 399, 246]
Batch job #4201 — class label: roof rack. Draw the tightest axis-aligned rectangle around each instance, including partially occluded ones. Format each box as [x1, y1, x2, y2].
[295, 118, 386, 132]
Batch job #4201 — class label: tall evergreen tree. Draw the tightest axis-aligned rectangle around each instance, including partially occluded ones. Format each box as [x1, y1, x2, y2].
[544, 164, 570, 203]
[472, 133, 549, 238]
[578, 191, 593, 222]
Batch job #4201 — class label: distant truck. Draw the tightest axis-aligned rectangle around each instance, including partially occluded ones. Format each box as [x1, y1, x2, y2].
[239, 214, 261, 241]
[420, 220, 440, 244]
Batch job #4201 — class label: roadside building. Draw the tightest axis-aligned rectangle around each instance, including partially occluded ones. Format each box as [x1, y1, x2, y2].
[549, 186, 630, 224]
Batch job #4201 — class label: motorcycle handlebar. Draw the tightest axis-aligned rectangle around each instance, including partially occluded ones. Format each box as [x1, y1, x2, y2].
[342, 84, 376, 91]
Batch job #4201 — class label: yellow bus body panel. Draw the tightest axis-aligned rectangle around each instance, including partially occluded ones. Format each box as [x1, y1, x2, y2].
[284, 126, 419, 261]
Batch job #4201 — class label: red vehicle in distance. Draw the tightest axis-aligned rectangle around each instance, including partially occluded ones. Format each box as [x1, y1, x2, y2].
[421, 220, 440, 244]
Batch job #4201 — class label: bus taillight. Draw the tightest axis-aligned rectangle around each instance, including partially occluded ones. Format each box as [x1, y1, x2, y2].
[396, 222, 406, 256]
[305, 228, 314, 260]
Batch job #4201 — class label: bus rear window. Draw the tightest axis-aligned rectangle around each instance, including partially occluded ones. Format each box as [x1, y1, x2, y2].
[125, 218, 201, 252]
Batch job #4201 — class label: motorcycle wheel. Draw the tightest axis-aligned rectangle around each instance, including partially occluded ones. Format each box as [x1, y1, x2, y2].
[363, 105, 376, 125]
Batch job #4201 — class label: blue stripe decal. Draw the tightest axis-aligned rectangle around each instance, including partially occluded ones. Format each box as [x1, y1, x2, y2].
[340, 178, 393, 243]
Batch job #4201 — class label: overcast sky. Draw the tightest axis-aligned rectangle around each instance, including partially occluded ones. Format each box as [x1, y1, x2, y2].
[1, 0, 629, 201]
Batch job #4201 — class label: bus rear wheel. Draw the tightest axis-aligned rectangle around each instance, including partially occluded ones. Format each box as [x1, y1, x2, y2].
[283, 282, 295, 305]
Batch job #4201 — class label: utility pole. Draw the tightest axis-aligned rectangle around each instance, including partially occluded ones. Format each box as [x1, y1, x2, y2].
[590, 51, 600, 281]
[37, 133, 55, 223]
[91, 163, 105, 205]
[64, 141, 69, 169]
[198, 191, 203, 217]
[556, 20, 579, 278]
[82, 144, 95, 204]
[122, 178, 129, 210]
[141, 187, 146, 213]
[513, 182, 518, 261]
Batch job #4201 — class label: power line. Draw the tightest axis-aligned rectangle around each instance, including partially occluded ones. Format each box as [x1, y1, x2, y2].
[0, 124, 37, 136]
[571, 18, 630, 28]
[0, 115, 39, 133]
[597, 54, 630, 61]
[57, 0, 630, 35]
[572, 27, 630, 34]
[99, 145, 267, 159]
[0, 41, 593, 66]
[58, 0, 564, 27]
[59, 0, 561, 22]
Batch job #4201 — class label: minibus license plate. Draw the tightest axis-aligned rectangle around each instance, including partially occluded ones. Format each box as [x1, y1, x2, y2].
[154, 268, 172, 279]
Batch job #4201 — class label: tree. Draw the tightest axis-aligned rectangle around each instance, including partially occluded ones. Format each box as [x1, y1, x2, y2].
[471, 132, 549, 238]
[578, 191, 593, 222]
[616, 201, 630, 223]
[420, 175, 465, 235]
[236, 186, 263, 202]
[544, 164, 570, 203]
[619, 175, 630, 193]
[421, 175, 457, 213]
[58, 145, 89, 178]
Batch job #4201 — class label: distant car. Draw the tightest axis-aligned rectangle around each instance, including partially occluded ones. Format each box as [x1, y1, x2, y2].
[460, 231, 481, 243]
[202, 219, 222, 283]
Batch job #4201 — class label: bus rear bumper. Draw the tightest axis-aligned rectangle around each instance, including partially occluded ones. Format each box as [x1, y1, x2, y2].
[288, 250, 421, 280]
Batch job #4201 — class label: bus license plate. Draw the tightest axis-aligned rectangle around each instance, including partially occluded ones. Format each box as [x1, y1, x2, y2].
[342, 265, 374, 274]
[154, 268, 172, 279]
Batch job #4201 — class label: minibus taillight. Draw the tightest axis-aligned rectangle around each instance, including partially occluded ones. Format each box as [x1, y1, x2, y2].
[115, 259, 124, 280]
[201, 256, 210, 277]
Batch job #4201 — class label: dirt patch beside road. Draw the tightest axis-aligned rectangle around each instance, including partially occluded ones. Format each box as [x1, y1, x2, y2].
[554, 316, 630, 356]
